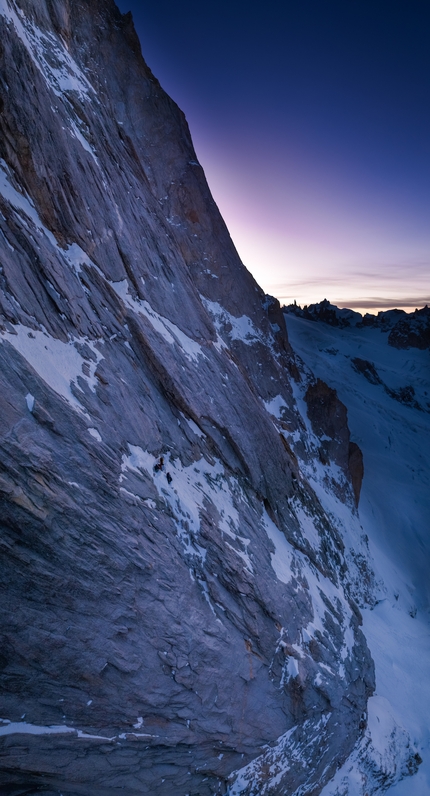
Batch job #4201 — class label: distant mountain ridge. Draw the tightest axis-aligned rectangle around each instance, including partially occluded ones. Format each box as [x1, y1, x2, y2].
[284, 298, 430, 350]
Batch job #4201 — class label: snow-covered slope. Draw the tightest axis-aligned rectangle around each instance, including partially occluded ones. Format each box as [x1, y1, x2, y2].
[285, 313, 430, 794]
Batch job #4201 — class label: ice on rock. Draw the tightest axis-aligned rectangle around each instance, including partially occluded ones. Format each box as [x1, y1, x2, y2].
[180, 413, 206, 439]
[0, 719, 114, 741]
[25, 393, 35, 412]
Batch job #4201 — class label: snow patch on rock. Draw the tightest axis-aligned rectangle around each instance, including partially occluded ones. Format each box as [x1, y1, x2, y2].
[262, 509, 355, 666]
[263, 394, 288, 419]
[0, 324, 103, 414]
[202, 297, 263, 347]
[111, 280, 204, 362]
[0, 160, 93, 274]
[121, 444, 252, 572]
[0, 0, 97, 158]
[320, 696, 421, 796]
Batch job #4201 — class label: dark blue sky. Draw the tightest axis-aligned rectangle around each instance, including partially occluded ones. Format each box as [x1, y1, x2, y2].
[116, 0, 430, 310]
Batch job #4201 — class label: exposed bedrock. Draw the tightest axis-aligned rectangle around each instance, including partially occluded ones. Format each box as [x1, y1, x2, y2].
[0, 1, 374, 794]
[305, 379, 364, 506]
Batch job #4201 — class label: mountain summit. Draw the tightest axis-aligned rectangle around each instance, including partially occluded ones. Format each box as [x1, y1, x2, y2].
[0, 2, 425, 795]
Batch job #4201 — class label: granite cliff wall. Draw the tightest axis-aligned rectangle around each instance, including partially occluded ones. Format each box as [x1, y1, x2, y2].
[0, 2, 376, 794]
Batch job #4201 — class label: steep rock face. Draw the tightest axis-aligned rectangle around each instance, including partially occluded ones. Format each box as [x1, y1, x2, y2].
[387, 306, 430, 351]
[305, 379, 364, 505]
[0, 2, 376, 794]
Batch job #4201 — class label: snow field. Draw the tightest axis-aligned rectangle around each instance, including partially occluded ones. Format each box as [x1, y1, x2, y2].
[286, 313, 430, 794]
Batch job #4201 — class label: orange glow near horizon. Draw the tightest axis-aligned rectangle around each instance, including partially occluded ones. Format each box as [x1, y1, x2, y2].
[116, 0, 430, 318]
[197, 148, 430, 316]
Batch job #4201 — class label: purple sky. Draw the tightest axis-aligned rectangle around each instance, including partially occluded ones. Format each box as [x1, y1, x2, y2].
[116, 0, 430, 313]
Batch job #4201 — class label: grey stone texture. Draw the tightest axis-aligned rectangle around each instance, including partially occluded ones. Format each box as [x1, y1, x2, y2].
[0, 2, 375, 793]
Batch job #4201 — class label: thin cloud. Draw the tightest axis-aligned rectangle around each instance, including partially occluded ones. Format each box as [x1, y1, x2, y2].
[271, 268, 430, 293]
[336, 297, 430, 310]
[275, 293, 430, 311]
[271, 277, 345, 293]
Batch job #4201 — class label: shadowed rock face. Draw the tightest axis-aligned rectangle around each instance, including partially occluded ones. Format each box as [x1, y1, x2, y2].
[304, 379, 364, 506]
[387, 306, 430, 351]
[0, 2, 374, 794]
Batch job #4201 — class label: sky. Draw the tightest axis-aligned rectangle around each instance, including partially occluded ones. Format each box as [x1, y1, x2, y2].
[115, 0, 430, 314]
